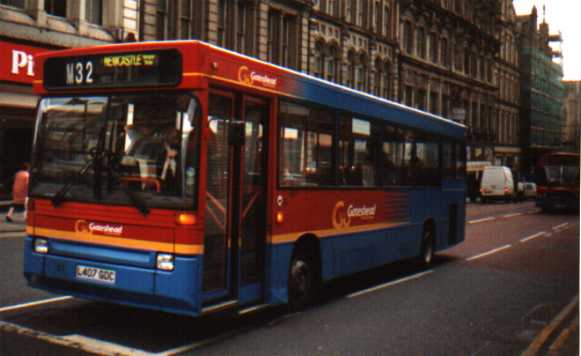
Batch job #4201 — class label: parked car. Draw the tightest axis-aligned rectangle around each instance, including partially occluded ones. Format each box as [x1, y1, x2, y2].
[523, 182, 537, 199]
[480, 166, 515, 203]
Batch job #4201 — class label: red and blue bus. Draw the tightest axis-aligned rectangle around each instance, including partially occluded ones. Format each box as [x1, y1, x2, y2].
[535, 152, 580, 212]
[24, 40, 466, 316]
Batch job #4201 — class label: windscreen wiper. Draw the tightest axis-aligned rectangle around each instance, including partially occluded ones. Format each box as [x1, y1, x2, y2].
[51, 157, 96, 207]
[123, 189, 150, 216]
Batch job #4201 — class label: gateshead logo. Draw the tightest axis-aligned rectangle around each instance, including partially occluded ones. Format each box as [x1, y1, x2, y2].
[237, 66, 277, 88]
[332, 201, 377, 229]
[74, 220, 124, 236]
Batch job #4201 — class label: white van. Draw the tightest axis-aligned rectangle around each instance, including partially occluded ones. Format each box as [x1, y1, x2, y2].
[480, 166, 514, 203]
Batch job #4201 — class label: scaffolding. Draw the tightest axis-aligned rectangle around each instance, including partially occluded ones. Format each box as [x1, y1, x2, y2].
[522, 46, 565, 148]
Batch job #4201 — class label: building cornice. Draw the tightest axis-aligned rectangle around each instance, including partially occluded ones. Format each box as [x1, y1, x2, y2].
[0, 19, 113, 48]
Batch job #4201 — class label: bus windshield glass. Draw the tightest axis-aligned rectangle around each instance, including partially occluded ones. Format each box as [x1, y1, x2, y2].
[542, 155, 580, 187]
[31, 93, 199, 210]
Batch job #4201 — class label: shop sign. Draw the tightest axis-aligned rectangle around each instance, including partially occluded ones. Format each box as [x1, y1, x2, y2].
[0, 40, 49, 84]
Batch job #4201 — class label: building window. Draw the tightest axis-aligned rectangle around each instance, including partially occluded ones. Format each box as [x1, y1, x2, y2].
[356, 0, 363, 26]
[347, 51, 357, 88]
[405, 85, 413, 107]
[403, 22, 413, 54]
[218, 0, 231, 48]
[45, 0, 66, 17]
[455, 47, 463, 72]
[416, 28, 426, 59]
[85, 0, 103, 25]
[322, 0, 338, 16]
[156, 0, 175, 40]
[417, 89, 426, 110]
[442, 94, 449, 118]
[429, 33, 438, 63]
[464, 52, 471, 75]
[441, 38, 449, 67]
[454, 0, 462, 15]
[383, 6, 390, 37]
[374, 61, 390, 99]
[326, 47, 339, 83]
[268, 10, 298, 69]
[0, 0, 24, 8]
[236, 1, 248, 53]
[375, 1, 381, 33]
[361, 0, 369, 28]
[178, 0, 192, 39]
[429, 91, 439, 114]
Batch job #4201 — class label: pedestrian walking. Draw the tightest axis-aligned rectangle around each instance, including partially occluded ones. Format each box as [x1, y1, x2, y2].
[5, 162, 30, 223]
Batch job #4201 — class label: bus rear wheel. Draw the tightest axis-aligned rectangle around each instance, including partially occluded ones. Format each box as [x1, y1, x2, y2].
[288, 251, 320, 310]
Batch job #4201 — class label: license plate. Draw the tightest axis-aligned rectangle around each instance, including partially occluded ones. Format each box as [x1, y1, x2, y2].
[76, 265, 116, 284]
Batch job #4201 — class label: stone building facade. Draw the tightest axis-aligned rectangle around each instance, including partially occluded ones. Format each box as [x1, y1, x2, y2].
[563, 81, 581, 152]
[0, 0, 138, 197]
[494, 0, 520, 168]
[139, 0, 399, 102]
[516, 6, 565, 173]
[397, 0, 500, 162]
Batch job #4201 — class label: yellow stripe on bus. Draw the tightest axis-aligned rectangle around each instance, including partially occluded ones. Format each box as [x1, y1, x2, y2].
[27, 227, 203, 255]
[270, 221, 410, 244]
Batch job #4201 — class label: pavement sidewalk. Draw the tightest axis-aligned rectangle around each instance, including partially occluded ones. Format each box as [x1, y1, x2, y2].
[0, 200, 26, 233]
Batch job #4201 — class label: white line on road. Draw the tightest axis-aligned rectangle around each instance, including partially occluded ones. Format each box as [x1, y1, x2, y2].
[347, 270, 434, 298]
[553, 223, 569, 231]
[0, 296, 73, 314]
[520, 231, 547, 243]
[466, 244, 512, 262]
[0, 321, 154, 356]
[468, 217, 495, 224]
[503, 212, 523, 218]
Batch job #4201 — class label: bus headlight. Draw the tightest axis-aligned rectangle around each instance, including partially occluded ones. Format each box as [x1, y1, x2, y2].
[157, 253, 174, 271]
[34, 238, 49, 254]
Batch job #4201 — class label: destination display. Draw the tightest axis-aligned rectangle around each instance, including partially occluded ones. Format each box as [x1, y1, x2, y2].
[43, 49, 182, 90]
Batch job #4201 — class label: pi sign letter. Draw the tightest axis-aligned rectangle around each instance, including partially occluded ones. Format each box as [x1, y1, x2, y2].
[11, 50, 34, 76]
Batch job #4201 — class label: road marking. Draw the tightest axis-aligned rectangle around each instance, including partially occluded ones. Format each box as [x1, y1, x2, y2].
[0, 321, 154, 356]
[0, 296, 73, 314]
[159, 329, 244, 356]
[520, 231, 547, 243]
[548, 315, 579, 352]
[468, 217, 495, 224]
[503, 212, 523, 218]
[238, 304, 269, 315]
[522, 295, 579, 356]
[552, 223, 569, 231]
[64, 335, 153, 356]
[347, 270, 433, 298]
[466, 244, 511, 262]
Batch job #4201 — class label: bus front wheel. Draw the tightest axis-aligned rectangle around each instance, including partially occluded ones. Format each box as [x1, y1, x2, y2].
[288, 251, 320, 310]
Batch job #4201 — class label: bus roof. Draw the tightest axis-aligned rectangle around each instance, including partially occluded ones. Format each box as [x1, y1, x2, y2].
[34, 40, 466, 140]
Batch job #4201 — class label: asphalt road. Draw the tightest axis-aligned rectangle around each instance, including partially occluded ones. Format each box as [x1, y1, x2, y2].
[0, 203, 578, 356]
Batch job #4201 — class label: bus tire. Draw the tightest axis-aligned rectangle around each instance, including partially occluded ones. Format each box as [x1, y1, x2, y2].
[288, 250, 320, 310]
[419, 224, 435, 267]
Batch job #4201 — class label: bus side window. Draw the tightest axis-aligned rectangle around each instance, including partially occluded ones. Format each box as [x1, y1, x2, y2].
[305, 108, 335, 186]
[338, 116, 375, 187]
[279, 101, 309, 187]
[382, 124, 404, 186]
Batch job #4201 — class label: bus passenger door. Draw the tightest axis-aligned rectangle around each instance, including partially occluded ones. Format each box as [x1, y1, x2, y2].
[238, 96, 267, 304]
[202, 91, 267, 307]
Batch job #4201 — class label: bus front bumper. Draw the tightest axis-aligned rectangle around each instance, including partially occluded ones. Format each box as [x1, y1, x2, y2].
[23, 237, 203, 316]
